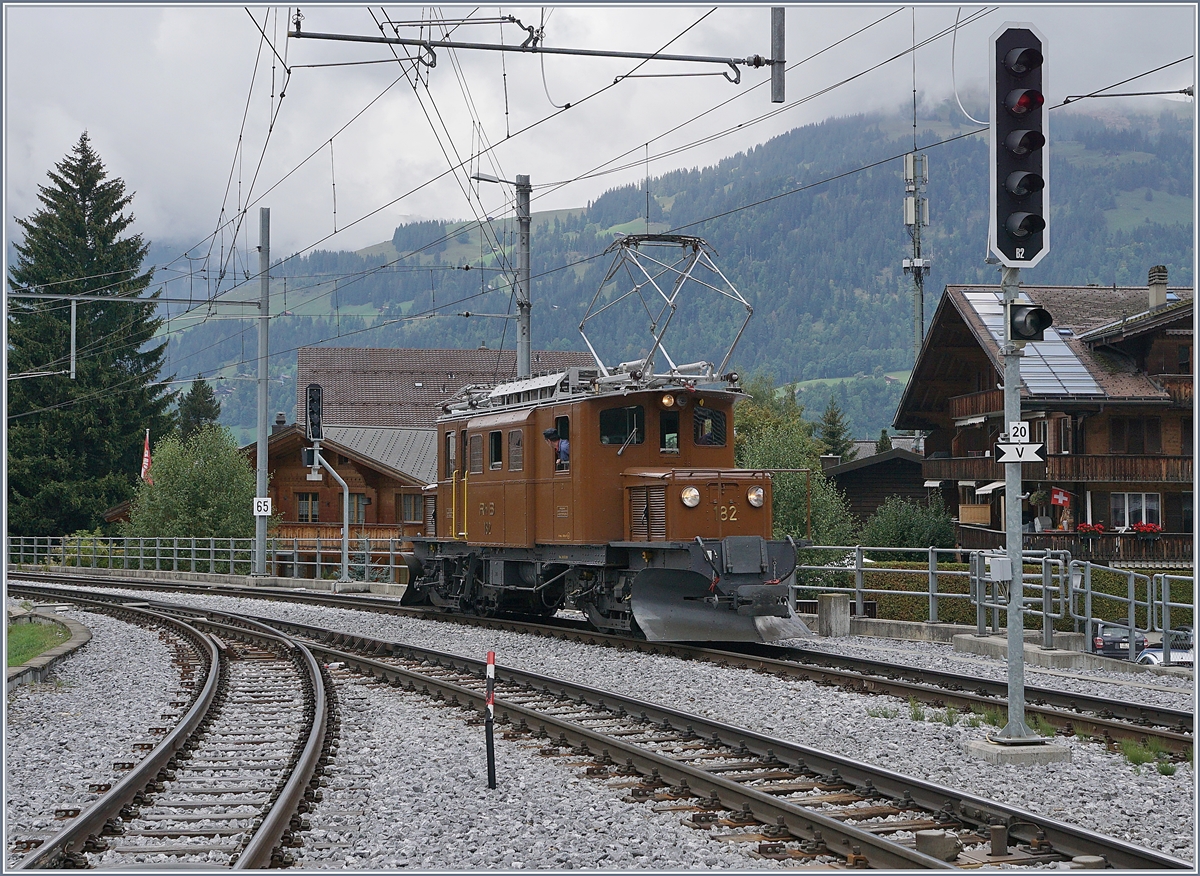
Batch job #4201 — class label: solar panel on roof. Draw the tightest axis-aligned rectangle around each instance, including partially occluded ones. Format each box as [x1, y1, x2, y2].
[964, 291, 1103, 396]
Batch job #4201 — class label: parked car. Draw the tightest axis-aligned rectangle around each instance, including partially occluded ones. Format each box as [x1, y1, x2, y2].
[1136, 646, 1194, 667]
[1164, 625, 1194, 650]
[1090, 621, 1148, 658]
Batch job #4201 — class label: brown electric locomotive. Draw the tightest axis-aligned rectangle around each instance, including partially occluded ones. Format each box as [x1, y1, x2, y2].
[402, 234, 808, 642]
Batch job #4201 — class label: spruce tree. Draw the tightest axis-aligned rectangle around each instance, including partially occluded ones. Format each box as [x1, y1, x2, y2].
[816, 395, 857, 461]
[7, 132, 174, 536]
[178, 377, 222, 440]
[874, 429, 893, 454]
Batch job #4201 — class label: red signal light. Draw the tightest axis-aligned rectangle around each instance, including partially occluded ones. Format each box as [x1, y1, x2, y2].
[1005, 88, 1044, 114]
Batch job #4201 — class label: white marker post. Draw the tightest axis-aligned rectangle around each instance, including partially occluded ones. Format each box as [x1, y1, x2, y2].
[485, 651, 497, 789]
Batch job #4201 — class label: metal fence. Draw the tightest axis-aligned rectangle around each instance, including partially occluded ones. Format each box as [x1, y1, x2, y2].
[8, 536, 1194, 662]
[6, 535, 408, 584]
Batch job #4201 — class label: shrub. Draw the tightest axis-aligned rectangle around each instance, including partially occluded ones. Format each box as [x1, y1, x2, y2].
[861, 496, 955, 561]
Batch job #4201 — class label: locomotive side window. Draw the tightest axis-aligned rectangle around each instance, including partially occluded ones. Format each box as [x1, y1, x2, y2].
[660, 410, 680, 452]
[508, 429, 523, 471]
[599, 405, 644, 445]
[469, 434, 484, 474]
[489, 431, 503, 469]
[694, 408, 727, 446]
[444, 431, 456, 478]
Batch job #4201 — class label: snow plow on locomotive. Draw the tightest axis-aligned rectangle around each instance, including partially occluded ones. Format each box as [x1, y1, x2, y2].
[399, 234, 811, 642]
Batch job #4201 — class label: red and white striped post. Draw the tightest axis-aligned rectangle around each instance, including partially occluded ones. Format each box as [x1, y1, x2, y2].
[485, 650, 496, 789]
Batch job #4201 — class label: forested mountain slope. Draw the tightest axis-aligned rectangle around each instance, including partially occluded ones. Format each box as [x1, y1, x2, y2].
[157, 103, 1193, 441]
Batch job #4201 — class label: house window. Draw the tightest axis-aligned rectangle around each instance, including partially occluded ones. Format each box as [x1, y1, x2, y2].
[1183, 418, 1193, 457]
[469, 434, 483, 474]
[508, 430, 523, 471]
[1180, 344, 1191, 374]
[1184, 492, 1193, 533]
[660, 410, 680, 452]
[1058, 416, 1072, 455]
[1034, 418, 1048, 447]
[599, 405, 645, 446]
[339, 493, 368, 525]
[1110, 492, 1160, 529]
[489, 430, 503, 469]
[693, 408, 727, 446]
[401, 493, 422, 523]
[444, 431, 456, 478]
[296, 492, 319, 523]
[338, 454, 350, 465]
[1108, 417, 1161, 454]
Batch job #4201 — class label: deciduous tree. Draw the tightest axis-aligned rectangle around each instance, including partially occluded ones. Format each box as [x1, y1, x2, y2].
[125, 425, 257, 539]
[7, 133, 174, 535]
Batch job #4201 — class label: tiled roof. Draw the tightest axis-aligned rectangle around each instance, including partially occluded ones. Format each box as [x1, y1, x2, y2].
[294, 347, 595, 427]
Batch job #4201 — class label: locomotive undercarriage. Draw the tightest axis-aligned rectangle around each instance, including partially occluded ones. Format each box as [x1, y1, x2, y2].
[404, 535, 810, 642]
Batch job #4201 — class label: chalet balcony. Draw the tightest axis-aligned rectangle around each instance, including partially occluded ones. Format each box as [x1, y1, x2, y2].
[275, 522, 418, 542]
[949, 389, 1004, 420]
[1157, 374, 1193, 406]
[924, 454, 1192, 484]
[956, 524, 1193, 567]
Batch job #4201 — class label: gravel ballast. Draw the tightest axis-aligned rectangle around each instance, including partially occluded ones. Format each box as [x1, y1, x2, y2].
[7, 584, 1196, 867]
[4, 604, 180, 869]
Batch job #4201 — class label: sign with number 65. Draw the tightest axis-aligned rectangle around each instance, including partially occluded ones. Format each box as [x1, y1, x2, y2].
[253, 497, 272, 517]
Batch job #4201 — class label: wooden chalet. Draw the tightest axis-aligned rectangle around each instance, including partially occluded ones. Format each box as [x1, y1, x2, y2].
[822, 448, 931, 527]
[894, 267, 1193, 567]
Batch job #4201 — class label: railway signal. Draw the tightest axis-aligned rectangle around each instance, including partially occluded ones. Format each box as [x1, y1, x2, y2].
[306, 383, 323, 441]
[990, 25, 1048, 268]
[1008, 302, 1053, 343]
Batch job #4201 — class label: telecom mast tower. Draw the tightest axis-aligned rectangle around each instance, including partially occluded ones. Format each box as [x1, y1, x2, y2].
[902, 153, 931, 362]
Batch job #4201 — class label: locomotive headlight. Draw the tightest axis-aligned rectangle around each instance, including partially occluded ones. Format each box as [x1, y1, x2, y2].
[747, 486, 765, 508]
[680, 486, 701, 508]
[661, 393, 675, 408]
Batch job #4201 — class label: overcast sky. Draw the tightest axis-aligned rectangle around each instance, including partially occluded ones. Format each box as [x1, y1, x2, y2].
[4, 3, 1196, 288]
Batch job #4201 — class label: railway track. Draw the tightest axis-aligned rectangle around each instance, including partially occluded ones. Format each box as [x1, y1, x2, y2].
[10, 572, 1193, 757]
[8, 593, 333, 870]
[8, 583, 1192, 870]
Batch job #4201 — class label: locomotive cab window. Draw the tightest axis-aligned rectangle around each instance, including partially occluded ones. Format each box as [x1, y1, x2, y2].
[660, 410, 680, 452]
[600, 405, 644, 446]
[693, 408, 727, 446]
[508, 429, 523, 471]
[444, 431, 456, 478]
[468, 434, 483, 474]
[489, 430, 503, 470]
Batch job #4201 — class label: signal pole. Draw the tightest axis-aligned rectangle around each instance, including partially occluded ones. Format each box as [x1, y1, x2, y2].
[902, 153, 930, 362]
[255, 208, 270, 577]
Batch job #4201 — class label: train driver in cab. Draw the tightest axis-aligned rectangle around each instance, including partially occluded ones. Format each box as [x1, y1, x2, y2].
[543, 428, 570, 471]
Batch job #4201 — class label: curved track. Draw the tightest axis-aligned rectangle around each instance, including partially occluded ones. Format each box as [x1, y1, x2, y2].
[8, 591, 333, 870]
[10, 572, 1191, 756]
[9, 581, 1192, 870]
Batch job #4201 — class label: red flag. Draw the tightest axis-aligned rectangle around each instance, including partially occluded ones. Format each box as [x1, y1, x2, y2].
[140, 429, 154, 485]
[1051, 487, 1069, 506]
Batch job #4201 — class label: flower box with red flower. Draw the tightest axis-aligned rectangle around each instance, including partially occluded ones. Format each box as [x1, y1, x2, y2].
[1132, 522, 1162, 541]
[1076, 523, 1104, 538]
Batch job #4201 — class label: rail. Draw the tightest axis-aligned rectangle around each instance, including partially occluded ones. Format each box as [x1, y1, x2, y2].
[10, 537, 1193, 660]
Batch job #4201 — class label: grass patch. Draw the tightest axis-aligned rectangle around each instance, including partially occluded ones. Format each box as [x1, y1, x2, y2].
[1118, 738, 1157, 766]
[867, 705, 899, 719]
[982, 707, 1005, 728]
[7, 622, 69, 667]
[908, 696, 925, 722]
[1157, 761, 1177, 776]
[939, 706, 960, 726]
[1029, 714, 1058, 737]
